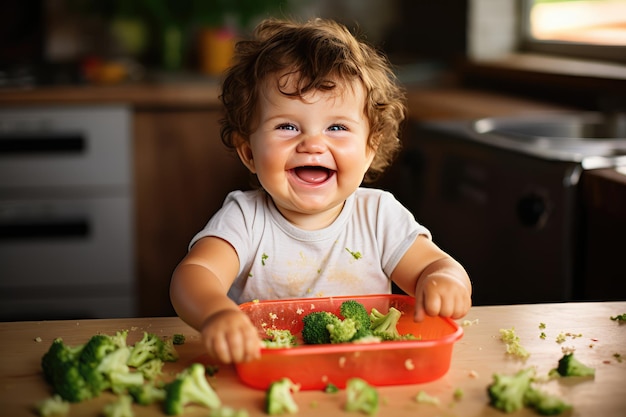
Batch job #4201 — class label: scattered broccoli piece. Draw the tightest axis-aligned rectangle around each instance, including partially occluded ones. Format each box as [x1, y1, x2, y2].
[163, 363, 221, 415]
[327, 318, 358, 343]
[345, 378, 378, 415]
[172, 334, 186, 345]
[453, 388, 464, 401]
[524, 387, 572, 416]
[262, 329, 297, 348]
[102, 394, 134, 417]
[555, 353, 595, 377]
[89, 345, 144, 395]
[109, 369, 145, 395]
[265, 377, 300, 415]
[80, 333, 127, 368]
[610, 313, 626, 322]
[41, 338, 92, 403]
[340, 300, 372, 340]
[209, 406, 250, 417]
[301, 311, 342, 344]
[324, 383, 339, 394]
[137, 358, 164, 380]
[34, 394, 70, 417]
[159, 338, 180, 362]
[79, 333, 132, 397]
[206, 364, 220, 377]
[370, 307, 403, 341]
[487, 367, 534, 413]
[127, 332, 163, 368]
[415, 390, 440, 406]
[499, 328, 530, 359]
[128, 381, 166, 405]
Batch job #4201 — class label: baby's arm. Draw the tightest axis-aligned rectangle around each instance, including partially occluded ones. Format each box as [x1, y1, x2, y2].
[391, 235, 472, 322]
[170, 237, 261, 363]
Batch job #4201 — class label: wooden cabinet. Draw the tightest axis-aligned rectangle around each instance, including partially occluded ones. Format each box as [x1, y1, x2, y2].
[133, 108, 250, 316]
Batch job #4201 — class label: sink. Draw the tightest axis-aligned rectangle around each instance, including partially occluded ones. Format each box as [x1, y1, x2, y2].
[470, 111, 626, 169]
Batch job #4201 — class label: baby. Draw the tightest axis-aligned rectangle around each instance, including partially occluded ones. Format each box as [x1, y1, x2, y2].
[170, 18, 472, 364]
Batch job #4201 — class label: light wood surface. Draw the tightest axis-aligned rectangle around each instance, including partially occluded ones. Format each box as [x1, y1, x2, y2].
[1, 301, 625, 416]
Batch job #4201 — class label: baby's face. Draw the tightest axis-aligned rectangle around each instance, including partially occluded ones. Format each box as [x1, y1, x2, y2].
[236, 76, 374, 230]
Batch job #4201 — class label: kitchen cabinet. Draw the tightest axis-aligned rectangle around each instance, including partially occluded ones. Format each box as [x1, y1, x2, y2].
[0, 83, 251, 318]
[133, 107, 250, 316]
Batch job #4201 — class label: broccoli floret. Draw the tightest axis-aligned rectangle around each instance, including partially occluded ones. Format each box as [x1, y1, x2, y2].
[34, 394, 70, 417]
[487, 367, 535, 413]
[524, 387, 572, 416]
[128, 381, 166, 405]
[88, 346, 143, 395]
[164, 363, 221, 415]
[80, 333, 126, 368]
[301, 311, 342, 344]
[126, 332, 162, 368]
[41, 339, 92, 403]
[102, 394, 134, 417]
[324, 383, 339, 394]
[555, 353, 595, 377]
[172, 334, 186, 345]
[137, 358, 164, 380]
[345, 377, 378, 415]
[262, 329, 297, 348]
[79, 332, 131, 397]
[159, 338, 180, 362]
[339, 300, 372, 340]
[370, 307, 404, 341]
[265, 377, 299, 415]
[327, 318, 358, 343]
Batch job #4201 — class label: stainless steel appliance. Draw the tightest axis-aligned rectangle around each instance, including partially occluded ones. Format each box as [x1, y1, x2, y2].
[391, 112, 626, 305]
[0, 105, 136, 320]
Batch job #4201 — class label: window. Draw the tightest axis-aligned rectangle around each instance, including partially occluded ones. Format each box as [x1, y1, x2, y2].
[520, 0, 626, 63]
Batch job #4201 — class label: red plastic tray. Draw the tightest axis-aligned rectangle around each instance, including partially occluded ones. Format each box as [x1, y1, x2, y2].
[235, 294, 463, 390]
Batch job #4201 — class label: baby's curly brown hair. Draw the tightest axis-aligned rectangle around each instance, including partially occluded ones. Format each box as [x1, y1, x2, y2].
[219, 18, 406, 183]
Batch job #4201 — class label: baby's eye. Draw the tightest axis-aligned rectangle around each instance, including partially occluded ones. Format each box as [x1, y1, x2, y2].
[276, 123, 297, 131]
[328, 124, 348, 132]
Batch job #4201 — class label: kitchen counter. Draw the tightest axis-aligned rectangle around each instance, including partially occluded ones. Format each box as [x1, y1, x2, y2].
[0, 82, 221, 109]
[1, 301, 625, 416]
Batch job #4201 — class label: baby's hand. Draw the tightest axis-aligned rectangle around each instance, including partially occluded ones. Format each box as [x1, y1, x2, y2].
[200, 309, 262, 364]
[414, 274, 471, 322]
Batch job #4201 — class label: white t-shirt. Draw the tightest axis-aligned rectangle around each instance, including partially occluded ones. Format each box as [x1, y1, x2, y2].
[189, 188, 431, 303]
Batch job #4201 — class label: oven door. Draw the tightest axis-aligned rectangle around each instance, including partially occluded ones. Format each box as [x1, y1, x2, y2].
[0, 195, 135, 320]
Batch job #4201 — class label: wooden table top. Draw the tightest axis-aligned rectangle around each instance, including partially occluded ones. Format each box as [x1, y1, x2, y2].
[1, 301, 625, 416]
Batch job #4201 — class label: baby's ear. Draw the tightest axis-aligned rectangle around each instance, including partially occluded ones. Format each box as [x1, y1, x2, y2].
[235, 137, 256, 173]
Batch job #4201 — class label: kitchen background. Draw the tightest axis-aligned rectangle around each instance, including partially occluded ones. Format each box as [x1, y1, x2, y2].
[1, 0, 625, 321]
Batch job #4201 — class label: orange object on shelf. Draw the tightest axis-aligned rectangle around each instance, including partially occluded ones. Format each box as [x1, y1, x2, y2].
[235, 294, 463, 390]
[198, 27, 236, 76]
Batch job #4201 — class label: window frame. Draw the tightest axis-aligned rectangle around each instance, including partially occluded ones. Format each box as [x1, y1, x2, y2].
[518, 0, 626, 64]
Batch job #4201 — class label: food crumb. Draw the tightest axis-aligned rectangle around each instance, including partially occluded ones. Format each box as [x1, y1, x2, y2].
[34, 337, 42, 343]
[296, 308, 304, 315]
[268, 312, 278, 320]
[469, 370, 479, 378]
[561, 346, 576, 355]
[462, 318, 479, 327]
[338, 357, 346, 368]
[404, 359, 415, 370]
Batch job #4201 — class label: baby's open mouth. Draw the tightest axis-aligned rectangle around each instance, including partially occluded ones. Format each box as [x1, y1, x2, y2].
[293, 166, 335, 184]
